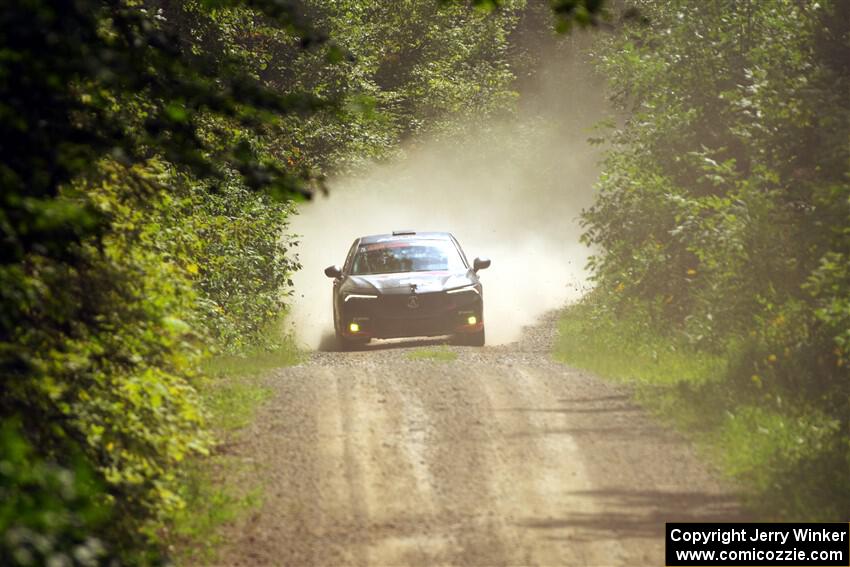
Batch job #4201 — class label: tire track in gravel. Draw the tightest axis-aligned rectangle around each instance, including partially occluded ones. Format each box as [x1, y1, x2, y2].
[215, 313, 744, 566]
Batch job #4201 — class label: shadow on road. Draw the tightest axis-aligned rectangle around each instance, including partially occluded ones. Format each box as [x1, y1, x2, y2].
[316, 331, 454, 353]
[515, 489, 744, 541]
[503, 426, 684, 444]
[497, 405, 641, 415]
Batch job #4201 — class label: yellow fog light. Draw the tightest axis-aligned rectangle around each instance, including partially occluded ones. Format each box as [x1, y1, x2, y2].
[349, 322, 360, 333]
[466, 316, 477, 325]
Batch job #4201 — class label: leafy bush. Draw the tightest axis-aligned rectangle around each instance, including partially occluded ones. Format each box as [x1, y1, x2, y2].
[141, 167, 301, 352]
[2, 160, 210, 542]
[0, 419, 116, 566]
[579, 0, 850, 517]
[586, 0, 849, 408]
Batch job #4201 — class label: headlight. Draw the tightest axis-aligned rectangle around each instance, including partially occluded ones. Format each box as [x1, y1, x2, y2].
[446, 285, 479, 295]
[344, 293, 378, 302]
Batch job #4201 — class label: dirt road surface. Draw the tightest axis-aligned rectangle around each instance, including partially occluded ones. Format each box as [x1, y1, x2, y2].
[216, 314, 743, 566]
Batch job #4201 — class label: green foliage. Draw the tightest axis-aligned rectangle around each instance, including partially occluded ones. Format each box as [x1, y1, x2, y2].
[268, 0, 526, 171]
[202, 336, 303, 383]
[146, 169, 301, 352]
[555, 296, 726, 385]
[168, 458, 263, 566]
[199, 326, 301, 430]
[166, 324, 300, 563]
[455, 0, 609, 33]
[585, 0, 850, 415]
[0, 420, 117, 566]
[581, 0, 850, 518]
[3, 160, 213, 547]
[549, 0, 609, 32]
[407, 345, 459, 362]
[1, 0, 318, 554]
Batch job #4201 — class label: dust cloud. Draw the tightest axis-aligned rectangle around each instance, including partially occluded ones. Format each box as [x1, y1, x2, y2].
[288, 36, 607, 347]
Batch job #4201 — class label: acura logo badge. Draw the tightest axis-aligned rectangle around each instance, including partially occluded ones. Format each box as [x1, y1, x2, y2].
[407, 295, 419, 309]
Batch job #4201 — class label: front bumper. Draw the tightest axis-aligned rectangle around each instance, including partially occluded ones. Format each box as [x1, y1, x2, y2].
[340, 290, 483, 339]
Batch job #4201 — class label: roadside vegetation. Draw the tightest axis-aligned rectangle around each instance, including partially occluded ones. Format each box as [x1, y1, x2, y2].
[167, 329, 301, 565]
[407, 346, 459, 363]
[560, 0, 850, 521]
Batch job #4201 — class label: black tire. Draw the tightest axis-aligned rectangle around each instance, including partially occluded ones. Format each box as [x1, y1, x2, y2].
[455, 327, 485, 347]
[335, 330, 369, 351]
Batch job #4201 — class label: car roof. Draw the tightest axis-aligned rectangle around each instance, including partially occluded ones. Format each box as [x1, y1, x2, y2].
[358, 231, 454, 244]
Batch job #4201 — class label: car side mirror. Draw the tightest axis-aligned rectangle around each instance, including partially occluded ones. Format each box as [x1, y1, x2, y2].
[324, 265, 342, 278]
[473, 257, 491, 272]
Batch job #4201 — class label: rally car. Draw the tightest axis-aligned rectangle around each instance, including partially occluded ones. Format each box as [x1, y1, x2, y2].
[324, 231, 490, 349]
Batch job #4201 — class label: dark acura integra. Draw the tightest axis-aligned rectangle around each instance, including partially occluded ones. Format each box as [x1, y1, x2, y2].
[324, 231, 490, 349]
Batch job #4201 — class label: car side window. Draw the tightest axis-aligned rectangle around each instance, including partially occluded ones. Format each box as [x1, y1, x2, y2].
[451, 237, 470, 268]
[342, 239, 359, 275]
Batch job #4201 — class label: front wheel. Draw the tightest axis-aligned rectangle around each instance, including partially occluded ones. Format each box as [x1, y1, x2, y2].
[335, 329, 369, 351]
[455, 327, 485, 347]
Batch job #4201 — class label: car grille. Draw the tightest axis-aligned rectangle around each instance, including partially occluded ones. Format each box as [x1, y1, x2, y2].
[375, 315, 453, 338]
[380, 291, 452, 317]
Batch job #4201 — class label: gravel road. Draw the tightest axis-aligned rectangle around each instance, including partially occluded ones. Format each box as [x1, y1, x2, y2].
[215, 313, 743, 566]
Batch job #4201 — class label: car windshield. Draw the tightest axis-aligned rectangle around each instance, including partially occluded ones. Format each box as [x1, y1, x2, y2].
[351, 240, 465, 275]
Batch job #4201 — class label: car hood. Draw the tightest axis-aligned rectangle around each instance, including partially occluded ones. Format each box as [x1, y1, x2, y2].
[343, 271, 475, 295]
